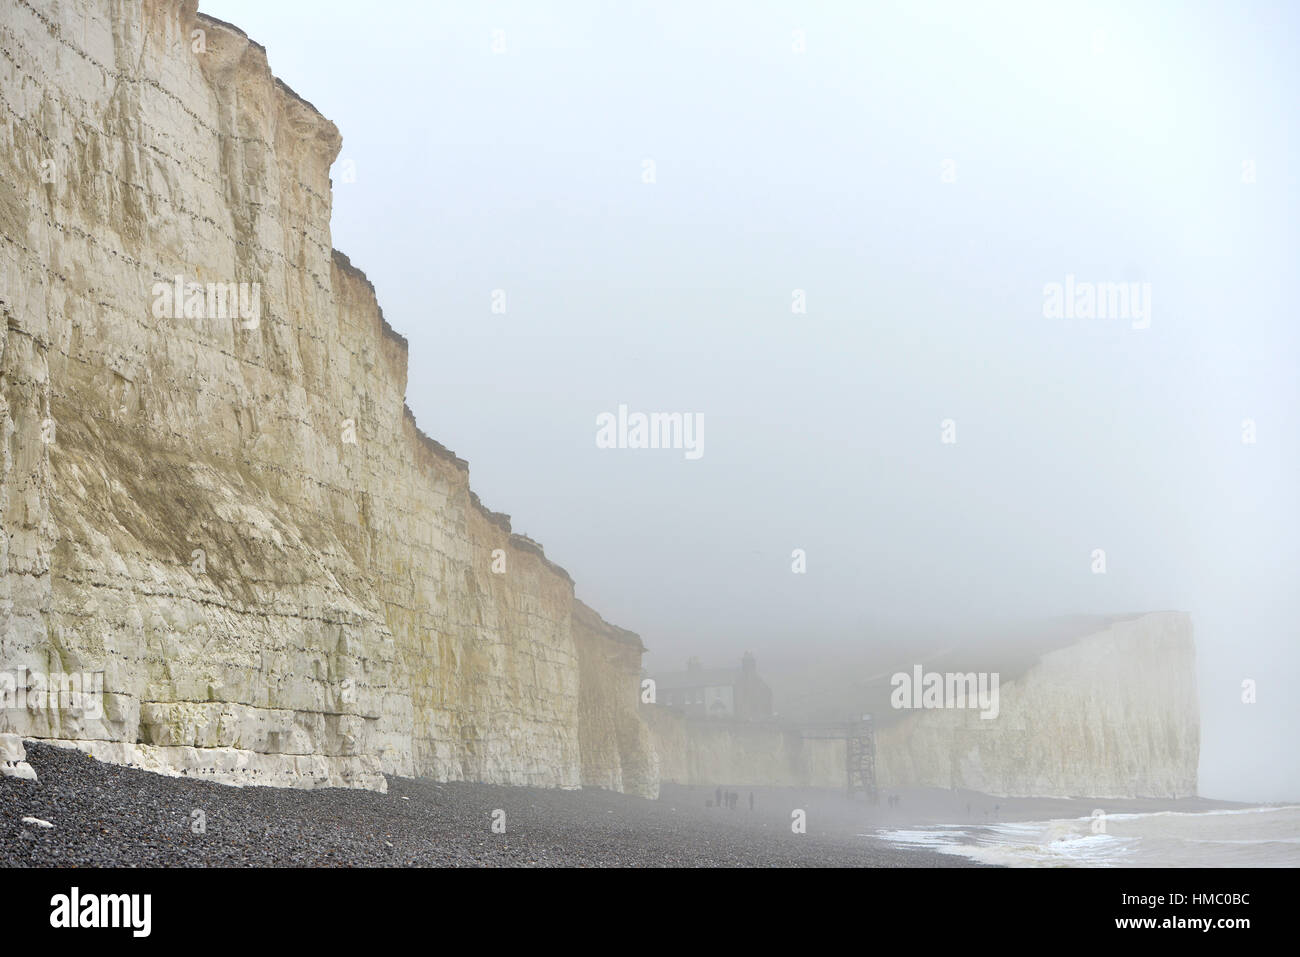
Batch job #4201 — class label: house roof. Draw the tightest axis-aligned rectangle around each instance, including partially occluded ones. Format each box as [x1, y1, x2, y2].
[653, 668, 742, 691]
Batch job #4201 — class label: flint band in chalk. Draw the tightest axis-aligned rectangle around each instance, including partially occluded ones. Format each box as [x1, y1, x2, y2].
[151, 275, 261, 328]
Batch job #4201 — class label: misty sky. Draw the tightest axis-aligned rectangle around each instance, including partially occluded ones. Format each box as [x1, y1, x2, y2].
[203, 0, 1299, 801]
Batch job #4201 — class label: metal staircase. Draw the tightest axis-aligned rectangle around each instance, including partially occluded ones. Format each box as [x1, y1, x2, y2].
[845, 717, 878, 803]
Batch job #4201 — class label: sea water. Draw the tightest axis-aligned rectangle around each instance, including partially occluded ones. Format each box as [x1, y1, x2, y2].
[874, 805, 1300, 867]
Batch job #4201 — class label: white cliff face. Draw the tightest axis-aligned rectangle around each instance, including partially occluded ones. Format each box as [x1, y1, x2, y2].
[574, 601, 660, 798]
[876, 612, 1200, 798]
[0, 0, 655, 795]
[647, 613, 1199, 799]
[644, 708, 845, 789]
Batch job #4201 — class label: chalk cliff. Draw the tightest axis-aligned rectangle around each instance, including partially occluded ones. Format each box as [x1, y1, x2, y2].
[0, 0, 655, 795]
[645, 708, 845, 789]
[650, 613, 1199, 799]
[875, 611, 1200, 798]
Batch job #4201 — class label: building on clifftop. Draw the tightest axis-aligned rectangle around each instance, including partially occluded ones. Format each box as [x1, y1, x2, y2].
[651, 653, 773, 721]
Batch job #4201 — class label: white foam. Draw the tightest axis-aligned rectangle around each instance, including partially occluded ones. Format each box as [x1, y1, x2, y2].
[874, 804, 1300, 867]
[877, 824, 1135, 867]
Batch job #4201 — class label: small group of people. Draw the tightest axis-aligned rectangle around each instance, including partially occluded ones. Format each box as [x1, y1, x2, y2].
[712, 787, 753, 811]
[885, 793, 901, 808]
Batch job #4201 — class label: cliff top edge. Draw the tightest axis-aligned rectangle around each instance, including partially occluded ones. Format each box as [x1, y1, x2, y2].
[189, 2, 591, 604]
